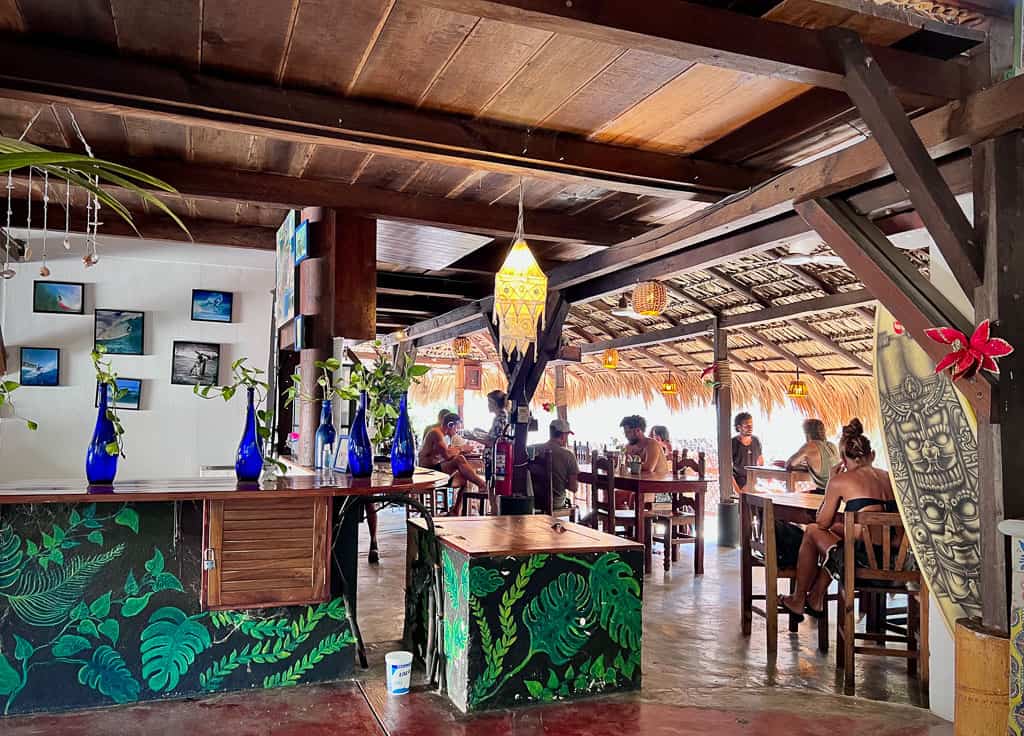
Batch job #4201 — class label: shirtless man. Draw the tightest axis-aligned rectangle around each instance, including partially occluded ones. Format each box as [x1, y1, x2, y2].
[418, 413, 487, 513]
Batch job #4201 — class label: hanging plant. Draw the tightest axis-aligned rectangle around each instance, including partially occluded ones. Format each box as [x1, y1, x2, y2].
[0, 378, 37, 430]
[925, 319, 1014, 381]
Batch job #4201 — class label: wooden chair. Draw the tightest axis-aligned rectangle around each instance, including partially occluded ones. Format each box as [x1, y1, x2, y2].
[587, 452, 637, 539]
[650, 450, 704, 571]
[527, 449, 577, 522]
[836, 511, 928, 695]
[740, 495, 833, 654]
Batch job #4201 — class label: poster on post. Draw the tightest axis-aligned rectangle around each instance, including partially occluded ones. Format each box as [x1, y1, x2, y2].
[275, 211, 297, 328]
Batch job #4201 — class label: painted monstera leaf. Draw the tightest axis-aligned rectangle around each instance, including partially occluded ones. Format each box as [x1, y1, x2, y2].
[589, 553, 642, 650]
[78, 645, 140, 704]
[6, 545, 125, 627]
[442, 548, 466, 608]
[140, 607, 213, 692]
[523, 572, 593, 665]
[0, 526, 24, 590]
[469, 567, 504, 597]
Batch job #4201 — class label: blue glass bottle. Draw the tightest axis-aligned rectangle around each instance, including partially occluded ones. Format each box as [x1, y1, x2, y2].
[347, 390, 373, 477]
[85, 383, 118, 484]
[235, 387, 263, 482]
[390, 392, 415, 478]
[314, 399, 336, 470]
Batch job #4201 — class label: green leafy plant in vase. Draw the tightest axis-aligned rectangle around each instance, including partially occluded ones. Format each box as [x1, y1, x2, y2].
[86, 347, 126, 484]
[344, 344, 429, 457]
[283, 357, 347, 470]
[193, 358, 284, 481]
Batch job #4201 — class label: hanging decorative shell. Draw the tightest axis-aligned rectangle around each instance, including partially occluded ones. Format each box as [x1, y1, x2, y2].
[38, 264, 51, 277]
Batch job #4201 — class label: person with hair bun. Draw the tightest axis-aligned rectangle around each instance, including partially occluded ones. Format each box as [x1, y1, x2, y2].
[778, 418, 898, 622]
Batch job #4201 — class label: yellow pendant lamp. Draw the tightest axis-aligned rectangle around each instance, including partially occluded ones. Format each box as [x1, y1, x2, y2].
[632, 280, 668, 316]
[452, 335, 472, 358]
[493, 182, 547, 358]
[660, 374, 678, 395]
[602, 348, 619, 370]
[786, 368, 810, 399]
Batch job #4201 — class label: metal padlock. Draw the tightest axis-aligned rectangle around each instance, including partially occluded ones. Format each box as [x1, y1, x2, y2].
[203, 548, 216, 571]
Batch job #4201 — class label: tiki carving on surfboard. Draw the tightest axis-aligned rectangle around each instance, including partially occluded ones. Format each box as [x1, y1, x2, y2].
[875, 307, 982, 626]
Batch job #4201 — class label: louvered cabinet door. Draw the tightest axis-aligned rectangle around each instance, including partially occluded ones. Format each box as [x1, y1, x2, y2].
[202, 497, 330, 610]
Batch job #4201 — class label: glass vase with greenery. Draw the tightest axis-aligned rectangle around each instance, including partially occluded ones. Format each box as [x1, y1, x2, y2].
[91, 347, 127, 458]
[344, 345, 429, 456]
[193, 358, 285, 475]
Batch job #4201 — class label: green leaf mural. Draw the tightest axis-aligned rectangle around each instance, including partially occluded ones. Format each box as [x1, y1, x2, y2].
[114, 507, 139, 534]
[52, 634, 91, 658]
[5, 545, 124, 627]
[77, 646, 140, 704]
[469, 567, 504, 597]
[140, 607, 213, 692]
[0, 654, 19, 695]
[0, 527, 23, 590]
[121, 593, 153, 617]
[522, 572, 592, 665]
[261, 631, 355, 688]
[98, 618, 120, 646]
[589, 553, 642, 650]
[442, 548, 461, 609]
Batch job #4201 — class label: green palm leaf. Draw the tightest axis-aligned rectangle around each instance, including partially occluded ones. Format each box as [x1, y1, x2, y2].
[0, 526, 24, 590]
[469, 567, 504, 597]
[0, 137, 190, 238]
[140, 606, 213, 692]
[589, 553, 642, 650]
[523, 572, 592, 665]
[5, 545, 124, 627]
[78, 645, 140, 704]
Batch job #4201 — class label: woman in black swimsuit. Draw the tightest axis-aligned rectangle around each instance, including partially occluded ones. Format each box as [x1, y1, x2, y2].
[779, 418, 897, 622]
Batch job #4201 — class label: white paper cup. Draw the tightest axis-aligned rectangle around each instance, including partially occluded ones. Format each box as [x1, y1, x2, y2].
[385, 650, 413, 695]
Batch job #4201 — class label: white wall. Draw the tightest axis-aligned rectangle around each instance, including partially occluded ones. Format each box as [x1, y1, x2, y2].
[0, 233, 274, 480]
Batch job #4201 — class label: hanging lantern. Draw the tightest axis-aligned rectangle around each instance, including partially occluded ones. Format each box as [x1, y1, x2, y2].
[632, 280, 668, 316]
[493, 238, 547, 357]
[660, 375, 678, 396]
[786, 369, 810, 399]
[602, 348, 619, 370]
[452, 335, 472, 358]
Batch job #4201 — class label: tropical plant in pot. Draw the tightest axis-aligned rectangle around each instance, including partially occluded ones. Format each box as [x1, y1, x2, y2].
[283, 357, 348, 470]
[193, 358, 284, 482]
[86, 347, 127, 484]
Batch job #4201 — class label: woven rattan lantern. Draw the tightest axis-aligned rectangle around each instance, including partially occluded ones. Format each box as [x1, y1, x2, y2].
[786, 368, 810, 399]
[660, 375, 678, 396]
[602, 348, 619, 370]
[452, 335, 472, 358]
[632, 280, 668, 316]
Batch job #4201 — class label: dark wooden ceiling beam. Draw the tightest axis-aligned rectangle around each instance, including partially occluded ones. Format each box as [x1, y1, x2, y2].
[377, 273, 490, 301]
[0, 38, 760, 198]
[830, 28, 981, 295]
[545, 74, 1024, 292]
[377, 293, 469, 316]
[416, 0, 964, 104]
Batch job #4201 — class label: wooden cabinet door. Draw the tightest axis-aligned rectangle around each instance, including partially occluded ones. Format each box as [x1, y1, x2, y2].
[202, 497, 330, 610]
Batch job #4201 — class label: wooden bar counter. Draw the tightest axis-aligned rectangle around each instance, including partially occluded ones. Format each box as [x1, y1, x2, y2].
[404, 515, 643, 713]
[0, 469, 446, 717]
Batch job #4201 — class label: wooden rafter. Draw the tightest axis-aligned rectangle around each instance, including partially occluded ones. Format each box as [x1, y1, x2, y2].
[0, 38, 760, 199]
[829, 28, 981, 295]
[789, 321, 873, 373]
[735, 328, 827, 384]
[415, 0, 963, 104]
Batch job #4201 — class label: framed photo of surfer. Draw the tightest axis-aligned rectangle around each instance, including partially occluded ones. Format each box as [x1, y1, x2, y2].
[191, 289, 234, 323]
[94, 309, 145, 355]
[171, 341, 220, 386]
[33, 281, 84, 315]
[293, 220, 309, 265]
[96, 377, 142, 411]
[20, 347, 60, 386]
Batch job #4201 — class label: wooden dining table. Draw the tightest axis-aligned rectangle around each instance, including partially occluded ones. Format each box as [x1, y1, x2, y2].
[578, 464, 712, 575]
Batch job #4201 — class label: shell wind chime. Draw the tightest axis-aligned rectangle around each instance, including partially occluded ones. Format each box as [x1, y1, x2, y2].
[493, 182, 547, 358]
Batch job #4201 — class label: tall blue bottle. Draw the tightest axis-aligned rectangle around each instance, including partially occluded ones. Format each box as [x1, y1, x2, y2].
[85, 383, 119, 484]
[235, 387, 263, 482]
[390, 392, 415, 478]
[347, 390, 373, 477]
[314, 400, 336, 470]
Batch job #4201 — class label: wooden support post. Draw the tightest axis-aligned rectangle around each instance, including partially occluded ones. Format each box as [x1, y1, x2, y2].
[714, 321, 733, 506]
[554, 364, 568, 422]
[455, 360, 467, 419]
[828, 28, 981, 296]
[974, 131, 1024, 631]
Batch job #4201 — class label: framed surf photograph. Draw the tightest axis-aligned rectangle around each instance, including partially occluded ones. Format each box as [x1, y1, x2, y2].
[171, 341, 220, 386]
[19, 347, 59, 386]
[33, 280, 84, 315]
[191, 289, 234, 323]
[275, 210, 296, 328]
[94, 309, 145, 355]
[293, 220, 310, 265]
[96, 377, 142, 411]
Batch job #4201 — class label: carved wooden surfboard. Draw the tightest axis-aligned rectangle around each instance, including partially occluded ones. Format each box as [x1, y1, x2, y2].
[874, 306, 982, 630]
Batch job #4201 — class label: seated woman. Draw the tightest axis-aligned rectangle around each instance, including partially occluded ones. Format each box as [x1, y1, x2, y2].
[786, 418, 839, 494]
[418, 412, 488, 514]
[778, 418, 897, 621]
[650, 425, 672, 457]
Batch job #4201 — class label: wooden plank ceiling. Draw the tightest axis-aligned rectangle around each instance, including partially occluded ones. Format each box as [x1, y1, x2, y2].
[0, 0, 983, 328]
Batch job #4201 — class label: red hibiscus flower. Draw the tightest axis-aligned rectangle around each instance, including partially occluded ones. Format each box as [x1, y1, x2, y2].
[925, 319, 1014, 380]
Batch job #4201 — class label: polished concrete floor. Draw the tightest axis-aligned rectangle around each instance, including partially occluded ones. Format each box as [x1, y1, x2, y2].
[3, 508, 949, 736]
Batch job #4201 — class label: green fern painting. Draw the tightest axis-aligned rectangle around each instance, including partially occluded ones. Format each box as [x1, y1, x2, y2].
[0, 503, 355, 716]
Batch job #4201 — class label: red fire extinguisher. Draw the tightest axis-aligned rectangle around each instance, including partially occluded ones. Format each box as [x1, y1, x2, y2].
[492, 436, 515, 497]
